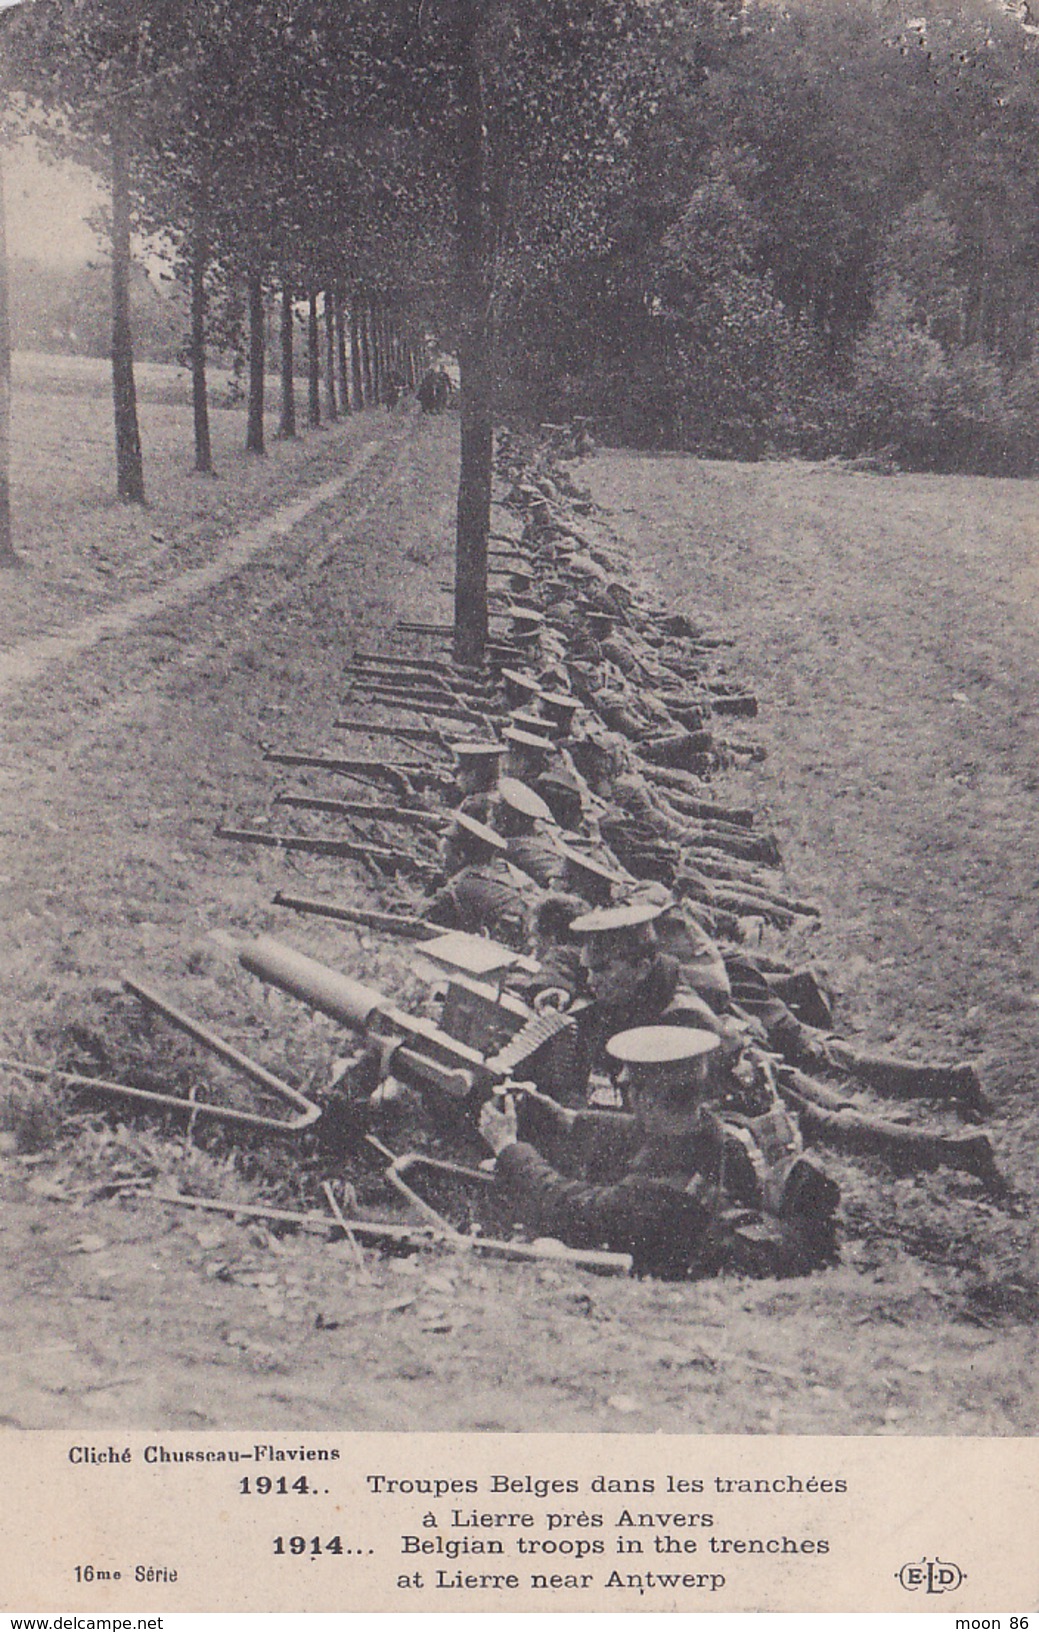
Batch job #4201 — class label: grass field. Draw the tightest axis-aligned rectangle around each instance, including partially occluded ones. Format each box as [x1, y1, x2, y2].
[3, 349, 377, 648]
[0, 353, 1035, 1438]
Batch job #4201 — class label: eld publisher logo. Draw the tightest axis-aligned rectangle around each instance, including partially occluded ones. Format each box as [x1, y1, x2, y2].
[897, 1558, 966, 1594]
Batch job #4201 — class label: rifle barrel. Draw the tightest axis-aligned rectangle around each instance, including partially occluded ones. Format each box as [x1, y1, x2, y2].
[272, 891, 436, 938]
[216, 825, 435, 876]
[275, 794, 445, 829]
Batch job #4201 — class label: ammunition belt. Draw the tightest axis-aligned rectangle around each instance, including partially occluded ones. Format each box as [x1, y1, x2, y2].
[486, 1007, 578, 1075]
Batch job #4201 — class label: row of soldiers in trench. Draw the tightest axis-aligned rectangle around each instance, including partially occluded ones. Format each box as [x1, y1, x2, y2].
[315, 453, 1000, 1279]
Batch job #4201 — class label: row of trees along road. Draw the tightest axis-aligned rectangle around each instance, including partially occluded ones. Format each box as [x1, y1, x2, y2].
[2, 0, 1037, 643]
[0, 0, 677, 662]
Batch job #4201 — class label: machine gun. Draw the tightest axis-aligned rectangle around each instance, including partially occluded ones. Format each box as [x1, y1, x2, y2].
[238, 935, 578, 1112]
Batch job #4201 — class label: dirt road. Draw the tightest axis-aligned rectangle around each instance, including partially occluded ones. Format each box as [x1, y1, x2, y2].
[0, 416, 1035, 1434]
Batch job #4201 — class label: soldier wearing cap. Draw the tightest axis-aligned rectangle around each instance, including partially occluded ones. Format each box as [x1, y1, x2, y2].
[450, 740, 508, 812]
[488, 777, 571, 892]
[499, 667, 543, 712]
[617, 883, 726, 1005]
[538, 691, 583, 737]
[424, 812, 545, 950]
[504, 722, 604, 843]
[508, 709, 556, 743]
[504, 724, 555, 783]
[503, 898, 725, 1098]
[558, 845, 627, 907]
[535, 768, 587, 832]
[570, 900, 722, 1057]
[505, 606, 547, 644]
[478, 1025, 840, 1279]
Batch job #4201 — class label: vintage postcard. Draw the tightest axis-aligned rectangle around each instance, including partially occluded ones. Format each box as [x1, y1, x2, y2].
[0, 0, 1035, 1615]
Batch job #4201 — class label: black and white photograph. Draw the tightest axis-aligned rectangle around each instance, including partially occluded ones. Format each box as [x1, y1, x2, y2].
[0, 0, 1036, 1597]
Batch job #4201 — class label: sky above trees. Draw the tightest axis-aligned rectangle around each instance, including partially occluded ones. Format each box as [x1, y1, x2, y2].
[4, 138, 102, 266]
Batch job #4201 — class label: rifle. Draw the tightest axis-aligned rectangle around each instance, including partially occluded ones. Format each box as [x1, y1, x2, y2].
[342, 669, 478, 699]
[346, 657, 498, 698]
[274, 793, 446, 831]
[272, 894, 540, 983]
[340, 681, 490, 724]
[273, 889, 440, 938]
[216, 824, 438, 881]
[332, 718, 466, 751]
[331, 719, 458, 754]
[262, 747, 456, 796]
[352, 650, 492, 682]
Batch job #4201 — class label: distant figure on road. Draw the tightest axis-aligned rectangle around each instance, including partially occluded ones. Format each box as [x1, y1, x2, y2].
[417, 368, 452, 413]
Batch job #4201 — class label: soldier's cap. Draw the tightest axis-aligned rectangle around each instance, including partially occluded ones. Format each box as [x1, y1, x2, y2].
[451, 739, 508, 764]
[508, 709, 555, 740]
[605, 1025, 721, 1074]
[449, 812, 508, 853]
[505, 606, 546, 630]
[500, 667, 542, 699]
[628, 881, 678, 913]
[504, 726, 554, 755]
[561, 854, 632, 903]
[498, 776, 556, 825]
[538, 690, 582, 727]
[570, 899, 665, 936]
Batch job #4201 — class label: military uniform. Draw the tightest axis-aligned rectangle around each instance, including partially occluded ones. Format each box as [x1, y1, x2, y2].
[425, 811, 544, 949]
[424, 861, 535, 949]
[505, 834, 569, 889]
[724, 954, 987, 1116]
[491, 1027, 839, 1279]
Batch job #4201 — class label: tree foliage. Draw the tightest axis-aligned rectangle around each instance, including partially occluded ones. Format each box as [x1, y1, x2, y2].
[2, 0, 1037, 549]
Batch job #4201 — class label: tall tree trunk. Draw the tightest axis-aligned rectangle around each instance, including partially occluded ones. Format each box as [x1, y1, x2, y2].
[453, 0, 492, 665]
[110, 120, 145, 504]
[369, 298, 382, 404]
[405, 338, 416, 391]
[349, 301, 364, 411]
[376, 308, 388, 404]
[190, 188, 213, 475]
[324, 290, 338, 420]
[358, 297, 374, 406]
[384, 310, 396, 394]
[0, 144, 17, 566]
[335, 288, 350, 414]
[278, 283, 296, 438]
[246, 269, 265, 455]
[307, 287, 321, 426]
